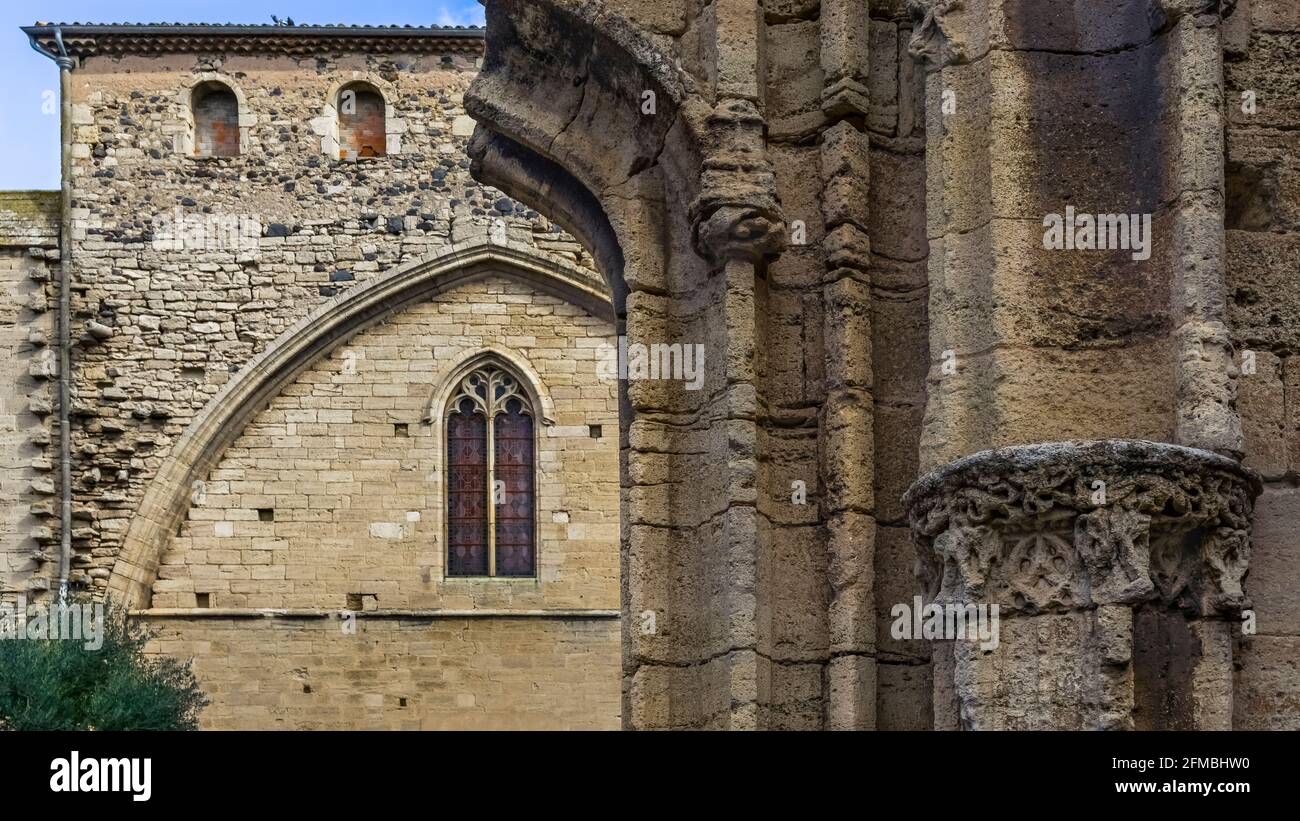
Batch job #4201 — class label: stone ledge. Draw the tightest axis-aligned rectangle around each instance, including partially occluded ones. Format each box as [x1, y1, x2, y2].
[131, 608, 621, 620]
[904, 439, 1261, 511]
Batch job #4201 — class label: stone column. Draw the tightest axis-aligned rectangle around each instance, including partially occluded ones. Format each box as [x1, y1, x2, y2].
[904, 0, 1255, 728]
[692, 202, 785, 730]
[905, 441, 1260, 729]
[1159, 0, 1243, 455]
[818, 0, 876, 731]
[907, 0, 1244, 470]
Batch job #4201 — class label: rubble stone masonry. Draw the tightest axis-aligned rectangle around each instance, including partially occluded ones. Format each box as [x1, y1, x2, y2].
[9, 25, 622, 729]
[0, 192, 59, 596]
[6, 1, 1300, 730]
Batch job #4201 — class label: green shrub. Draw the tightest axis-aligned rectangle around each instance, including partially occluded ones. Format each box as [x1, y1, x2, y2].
[0, 597, 207, 730]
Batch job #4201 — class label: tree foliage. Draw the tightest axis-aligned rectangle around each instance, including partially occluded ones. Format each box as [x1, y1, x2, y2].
[0, 598, 207, 730]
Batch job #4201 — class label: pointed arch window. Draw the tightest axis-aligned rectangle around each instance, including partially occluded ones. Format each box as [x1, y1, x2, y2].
[446, 365, 536, 577]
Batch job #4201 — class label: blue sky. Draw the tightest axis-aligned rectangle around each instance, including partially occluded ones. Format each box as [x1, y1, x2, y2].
[0, 0, 485, 190]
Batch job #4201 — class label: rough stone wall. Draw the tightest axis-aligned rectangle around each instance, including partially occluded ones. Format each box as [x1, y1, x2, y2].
[465, 0, 1298, 731]
[1224, 0, 1300, 730]
[63, 46, 589, 593]
[466, 0, 934, 729]
[150, 276, 619, 611]
[142, 615, 620, 730]
[41, 34, 622, 730]
[0, 193, 59, 599]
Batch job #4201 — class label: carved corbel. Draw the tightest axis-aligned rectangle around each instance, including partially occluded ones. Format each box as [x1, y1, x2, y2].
[689, 98, 786, 266]
[909, 441, 1260, 731]
[693, 204, 786, 265]
[907, 0, 967, 67]
[905, 440, 1262, 616]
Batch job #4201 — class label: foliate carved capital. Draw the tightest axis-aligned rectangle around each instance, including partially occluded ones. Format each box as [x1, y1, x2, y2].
[907, 0, 967, 68]
[1076, 507, 1155, 606]
[905, 440, 1261, 617]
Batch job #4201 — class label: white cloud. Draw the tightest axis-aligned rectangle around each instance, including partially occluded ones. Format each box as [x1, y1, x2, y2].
[434, 3, 486, 27]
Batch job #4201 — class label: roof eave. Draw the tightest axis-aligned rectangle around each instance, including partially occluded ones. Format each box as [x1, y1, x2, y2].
[20, 23, 486, 60]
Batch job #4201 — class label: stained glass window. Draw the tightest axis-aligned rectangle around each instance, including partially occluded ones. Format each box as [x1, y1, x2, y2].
[447, 396, 489, 576]
[445, 366, 536, 577]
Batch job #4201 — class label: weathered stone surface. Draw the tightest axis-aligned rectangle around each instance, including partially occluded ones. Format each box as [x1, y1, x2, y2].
[1234, 635, 1300, 730]
[2, 1, 1294, 732]
[876, 661, 932, 730]
[906, 440, 1261, 729]
[1247, 487, 1300, 635]
[143, 615, 620, 730]
[1238, 349, 1287, 478]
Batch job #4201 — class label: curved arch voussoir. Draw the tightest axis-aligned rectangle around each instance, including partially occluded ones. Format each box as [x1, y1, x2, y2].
[107, 239, 611, 609]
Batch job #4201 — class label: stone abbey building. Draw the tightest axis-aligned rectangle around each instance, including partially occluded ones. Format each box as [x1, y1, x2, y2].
[2, 0, 1298, 730]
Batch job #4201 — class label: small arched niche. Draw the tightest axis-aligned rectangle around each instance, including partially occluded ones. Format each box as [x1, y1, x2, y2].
[191, 81, 240, 158]
[311, 75, 403, 161]
[337, 81, 387, 159]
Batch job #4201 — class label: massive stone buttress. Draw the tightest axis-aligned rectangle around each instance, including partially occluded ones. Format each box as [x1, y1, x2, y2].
[905, 0, 1261, 728]
[466, 0, 930, 728]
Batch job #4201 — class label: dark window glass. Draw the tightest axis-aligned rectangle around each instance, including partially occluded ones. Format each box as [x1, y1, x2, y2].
[447, 397, 488, 576]
[494, 398, 535, 577]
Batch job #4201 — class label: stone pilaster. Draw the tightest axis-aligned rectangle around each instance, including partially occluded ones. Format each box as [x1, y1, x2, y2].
[818, 1, 876, 725]
[682, 0, 791, 730]
[1153, 0, 1244, 456]
[905, 440, 1260, 729]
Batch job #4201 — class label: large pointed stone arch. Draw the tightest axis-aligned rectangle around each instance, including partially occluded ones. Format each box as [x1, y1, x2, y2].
[467, 0, 797, 729]
[107, 239, 612, 609]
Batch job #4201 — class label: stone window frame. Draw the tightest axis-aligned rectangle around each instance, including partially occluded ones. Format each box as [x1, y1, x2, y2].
[427, 347, 553, 582]
[312, 74, 407, 161]
[166, 72, 256, 158]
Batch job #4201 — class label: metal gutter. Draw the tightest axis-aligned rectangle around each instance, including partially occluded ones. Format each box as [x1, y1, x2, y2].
[26, 27, 75, 598]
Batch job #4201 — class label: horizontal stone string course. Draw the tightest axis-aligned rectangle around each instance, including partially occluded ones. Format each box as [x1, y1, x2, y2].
[132, 608, 621, 619]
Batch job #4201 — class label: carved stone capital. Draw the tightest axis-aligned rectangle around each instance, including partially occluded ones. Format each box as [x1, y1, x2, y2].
[905, 440, 1261, 617]
[907, 0, 967, 68]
